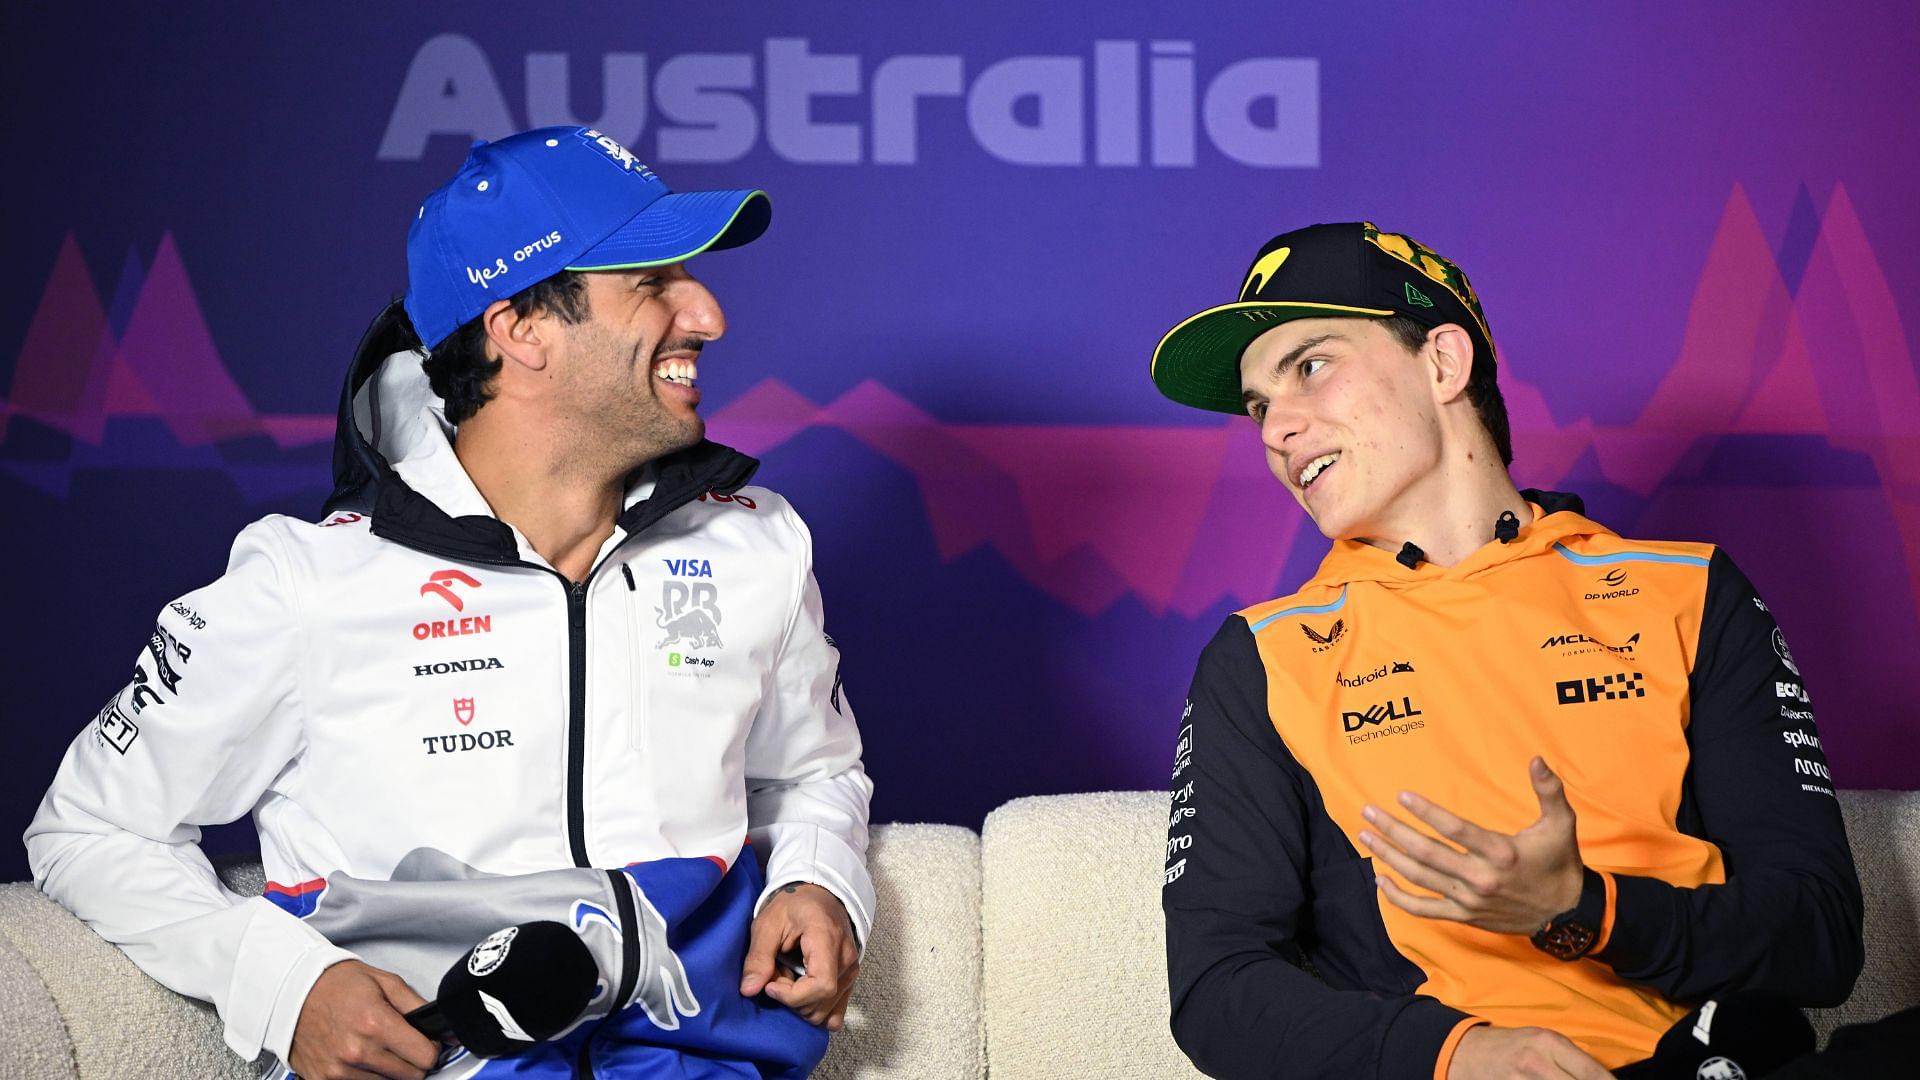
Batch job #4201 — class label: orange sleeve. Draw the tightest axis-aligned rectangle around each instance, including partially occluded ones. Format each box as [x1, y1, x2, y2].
[1432, 1016, 1490, 1080]
[1590, 868, 1620, 954]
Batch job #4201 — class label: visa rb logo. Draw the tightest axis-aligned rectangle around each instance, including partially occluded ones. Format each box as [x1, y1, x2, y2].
[381, 35, 1318, 167]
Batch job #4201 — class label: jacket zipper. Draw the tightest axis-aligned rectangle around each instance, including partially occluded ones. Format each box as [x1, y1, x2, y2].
[382, 540, 659, 1060]
[565, 578, 591, 867]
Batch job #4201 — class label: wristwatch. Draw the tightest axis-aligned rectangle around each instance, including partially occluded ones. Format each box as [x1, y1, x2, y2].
[1530, 867, 1606, 960]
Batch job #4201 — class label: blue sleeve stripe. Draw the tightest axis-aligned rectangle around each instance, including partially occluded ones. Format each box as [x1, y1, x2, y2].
[1249, 586, 1349, 632]
[1552, 543, 1709, 567]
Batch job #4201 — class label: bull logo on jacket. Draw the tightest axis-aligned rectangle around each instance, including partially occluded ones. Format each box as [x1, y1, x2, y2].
[657, 582, 724, 650]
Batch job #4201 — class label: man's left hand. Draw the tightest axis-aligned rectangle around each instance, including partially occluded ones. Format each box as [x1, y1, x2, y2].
[1357, 756, 1585, 935]
[741, 882, 860, 1030]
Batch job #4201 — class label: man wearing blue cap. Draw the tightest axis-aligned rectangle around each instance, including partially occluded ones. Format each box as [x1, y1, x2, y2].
[28, 127, 872, 1078]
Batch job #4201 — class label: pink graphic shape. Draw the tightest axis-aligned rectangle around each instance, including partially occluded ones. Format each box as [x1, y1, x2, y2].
[6, 185, 1920, 623]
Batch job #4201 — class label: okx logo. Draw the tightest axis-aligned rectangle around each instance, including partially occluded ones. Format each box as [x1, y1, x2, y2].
[1556, 672, 1647, 705]
[656, 582, 723, 649]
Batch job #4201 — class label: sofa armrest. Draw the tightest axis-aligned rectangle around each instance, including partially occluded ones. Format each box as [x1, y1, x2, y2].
[817, 822, 985, 1080]
[982, 792, 1205, 1080]
[0, 892, 77, 1080]
[0, 883, 262, 1079]
[1809, 790, 1920, 1042]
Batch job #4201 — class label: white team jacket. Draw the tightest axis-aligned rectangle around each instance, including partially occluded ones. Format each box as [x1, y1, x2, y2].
[25, 304, 874, 1064]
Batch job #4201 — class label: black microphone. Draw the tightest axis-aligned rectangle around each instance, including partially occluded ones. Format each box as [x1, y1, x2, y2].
[1613, 991, 1816, 1078]
[1495, 510, 1520, 543]
[405, 921, 600, 1058]
[1396, 542, 1425, 569]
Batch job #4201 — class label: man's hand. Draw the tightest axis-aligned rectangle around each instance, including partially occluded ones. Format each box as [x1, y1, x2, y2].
[288, 959, 439, 1080]
[1358, 757, 1585, 935]
[1448, 1025, 1612, 1079]
[740, 882, 860, 1031]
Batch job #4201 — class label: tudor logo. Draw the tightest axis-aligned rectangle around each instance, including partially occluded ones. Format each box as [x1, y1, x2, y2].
[414, 658, 505, 677]
[453, 698, 476, 726]
[421, 569, 482, 611]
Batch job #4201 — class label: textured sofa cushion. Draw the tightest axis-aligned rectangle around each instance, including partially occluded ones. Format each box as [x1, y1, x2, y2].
[4, 823, 980, 1080]
[818, 823, 985, 1080]
[1808, 789, 1920, 1040]
[981, 790, 1920, 1076]
[0, 908, 77, 1080]
[982, 792, 1205, 1080]
[0, 883, 258, 1079]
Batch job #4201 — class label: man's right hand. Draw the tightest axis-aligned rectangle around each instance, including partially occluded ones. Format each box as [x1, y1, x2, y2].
[288, 960, 441, 1080]
[1448, 1024, 1613, 1079]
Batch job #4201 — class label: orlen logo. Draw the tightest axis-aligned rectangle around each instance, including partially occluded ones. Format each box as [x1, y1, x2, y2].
[415, 569, 492, 640]
[380, 36, 1318, 169]
[421, 569, 481, 611]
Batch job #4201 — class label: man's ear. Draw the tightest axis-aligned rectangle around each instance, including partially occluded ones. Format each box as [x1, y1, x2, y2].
[480, 299, 553, 374]
[1426, 324, 1475, 406]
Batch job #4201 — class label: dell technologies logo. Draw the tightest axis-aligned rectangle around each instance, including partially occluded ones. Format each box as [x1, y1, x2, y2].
[382, 36, 1319, 168]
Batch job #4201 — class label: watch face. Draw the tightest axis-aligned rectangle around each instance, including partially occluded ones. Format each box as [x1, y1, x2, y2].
[1535, 920, 1598, 960]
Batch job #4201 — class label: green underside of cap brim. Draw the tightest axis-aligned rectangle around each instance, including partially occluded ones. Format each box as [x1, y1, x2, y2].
[1150, 300, 1397, 414]
[564, 190, 770, 272]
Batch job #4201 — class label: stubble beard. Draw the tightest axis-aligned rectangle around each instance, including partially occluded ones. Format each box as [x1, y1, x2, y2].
[566, 324, 706, 479]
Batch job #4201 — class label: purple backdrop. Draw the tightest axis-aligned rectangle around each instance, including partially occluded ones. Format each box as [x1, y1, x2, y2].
[6, 2, 1920, 883]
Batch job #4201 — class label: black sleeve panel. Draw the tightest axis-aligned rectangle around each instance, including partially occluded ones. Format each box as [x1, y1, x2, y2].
[1164, 617, 1470, 1080]
[1595, 550, 1864, 1006]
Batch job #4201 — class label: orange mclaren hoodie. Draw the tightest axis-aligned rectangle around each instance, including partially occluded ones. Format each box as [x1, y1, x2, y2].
[1163, 491, 1860, 1078]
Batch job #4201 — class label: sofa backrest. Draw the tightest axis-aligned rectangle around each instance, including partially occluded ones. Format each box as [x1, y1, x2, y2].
[13, 823, 985, 1080]
[980, 789, 1920, 1076]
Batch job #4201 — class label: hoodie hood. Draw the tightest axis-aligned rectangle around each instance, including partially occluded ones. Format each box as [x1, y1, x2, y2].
[322, 299, 759, 565]
[1305, 489, 1602, 588]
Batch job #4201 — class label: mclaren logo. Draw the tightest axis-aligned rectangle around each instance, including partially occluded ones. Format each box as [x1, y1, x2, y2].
[1240, 247, 1291, 300]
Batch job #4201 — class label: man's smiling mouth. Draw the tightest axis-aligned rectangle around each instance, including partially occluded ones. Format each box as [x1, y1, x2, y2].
[1296, 452, 1340, 490]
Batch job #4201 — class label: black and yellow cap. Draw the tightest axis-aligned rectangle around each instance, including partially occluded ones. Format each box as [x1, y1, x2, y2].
[1150, 222, 1496, 414]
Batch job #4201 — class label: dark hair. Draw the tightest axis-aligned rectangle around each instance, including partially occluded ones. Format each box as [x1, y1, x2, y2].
[422, 271, 591, 425]
[1380, 315, 1513, 466]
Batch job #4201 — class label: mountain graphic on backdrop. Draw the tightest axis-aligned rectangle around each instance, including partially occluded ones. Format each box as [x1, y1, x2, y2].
[4, 185, 1917, 619]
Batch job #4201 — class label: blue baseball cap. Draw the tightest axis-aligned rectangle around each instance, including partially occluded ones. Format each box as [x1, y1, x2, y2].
[404, 125, 771, 348]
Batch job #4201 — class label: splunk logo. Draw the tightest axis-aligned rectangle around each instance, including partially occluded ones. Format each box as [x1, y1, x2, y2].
[380, 35, 1318, 168]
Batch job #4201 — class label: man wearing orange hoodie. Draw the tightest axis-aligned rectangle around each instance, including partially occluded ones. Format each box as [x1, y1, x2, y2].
[1152, 224, 1861, 1079]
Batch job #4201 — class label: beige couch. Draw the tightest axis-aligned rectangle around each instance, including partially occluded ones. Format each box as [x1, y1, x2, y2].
[3, 791, 1916, 1079]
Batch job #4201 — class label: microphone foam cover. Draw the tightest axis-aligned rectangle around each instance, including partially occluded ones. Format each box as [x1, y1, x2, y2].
[1650, 991, 1815, 1078]
[436, 921, 599, 1058]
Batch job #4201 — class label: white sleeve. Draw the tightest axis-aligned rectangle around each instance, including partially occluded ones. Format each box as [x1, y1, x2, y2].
[23, 519, 354, 1063]
[744, 502, 876, 952]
